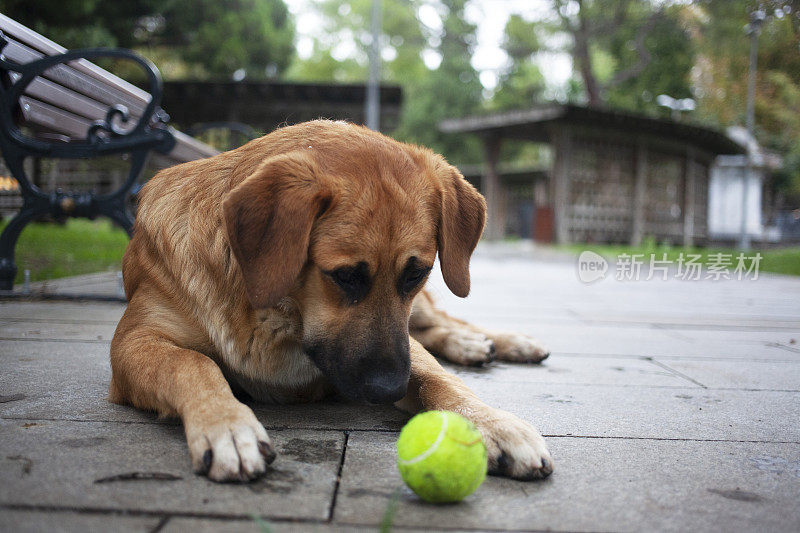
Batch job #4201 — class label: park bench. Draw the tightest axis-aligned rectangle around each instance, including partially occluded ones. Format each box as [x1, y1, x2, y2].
[0, 14, 219, 292]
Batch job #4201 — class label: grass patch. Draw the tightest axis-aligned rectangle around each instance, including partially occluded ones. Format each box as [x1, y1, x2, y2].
[2, 219, 798, 284]
[560, 239, 800, 277]
[0, 218, 129, 284]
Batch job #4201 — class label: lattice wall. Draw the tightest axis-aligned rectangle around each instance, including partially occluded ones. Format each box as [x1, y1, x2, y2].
[644, 151, 685, 242]
[565, 137, 636, 243]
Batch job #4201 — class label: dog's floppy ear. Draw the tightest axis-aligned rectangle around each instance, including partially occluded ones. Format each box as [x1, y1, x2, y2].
[223, 151, 331, 309]
[437, 164, 487, 298]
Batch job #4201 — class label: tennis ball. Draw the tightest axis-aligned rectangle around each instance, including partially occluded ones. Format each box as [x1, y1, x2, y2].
[396, 410, 487, 503]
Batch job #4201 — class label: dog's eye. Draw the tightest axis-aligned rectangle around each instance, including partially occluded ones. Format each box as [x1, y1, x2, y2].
[331, 268, 360, 290]
[400, 266, 431, 295]
[325, 263, 371, 303]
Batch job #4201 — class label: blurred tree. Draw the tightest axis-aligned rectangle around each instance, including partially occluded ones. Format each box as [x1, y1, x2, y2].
[490, 15, 547, 111]
[392, 0, 484, 164]
[0, 0, 158, 48]
[548, 0, 694, 111]
[0, 0, 295, 80]
[289, 0, 483, 164]
[285, 0, 428, 83]
[690, 0, 800, 203]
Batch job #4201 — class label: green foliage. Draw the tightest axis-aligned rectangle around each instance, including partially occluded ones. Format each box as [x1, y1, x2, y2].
[0, 0, 159, 48]
[490, 15, 546, 111]
[151, 0, 295, 80]
[604, 7, 695, 113]
[0, 0, 295, 80]
[392, 0, 484, 164]
[288, 0, 483, 164]
[285, 0, 428, 83]
[690, 0, 800, 203]
[546, 0, 694, 111]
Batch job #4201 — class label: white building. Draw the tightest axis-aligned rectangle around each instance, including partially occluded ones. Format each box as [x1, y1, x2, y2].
[708, 127, 782, 242]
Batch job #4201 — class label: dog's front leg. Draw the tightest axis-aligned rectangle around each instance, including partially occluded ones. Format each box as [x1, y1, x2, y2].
[110, 309, 275, 482]
[396, 339, 553, 480]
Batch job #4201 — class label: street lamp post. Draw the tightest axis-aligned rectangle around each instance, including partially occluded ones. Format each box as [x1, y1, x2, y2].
[739, 9, 765, 250]
[365, 0, 382, 131]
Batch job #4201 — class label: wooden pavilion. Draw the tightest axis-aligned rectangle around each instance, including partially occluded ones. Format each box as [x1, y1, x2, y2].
[162, 81, 403, 133]
[440, 104, 745, 245]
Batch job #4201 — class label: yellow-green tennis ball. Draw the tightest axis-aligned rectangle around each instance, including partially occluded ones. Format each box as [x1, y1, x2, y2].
[396, 410, 487, 503]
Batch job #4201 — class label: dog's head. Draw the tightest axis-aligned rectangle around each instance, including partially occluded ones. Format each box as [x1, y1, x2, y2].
[222, 121, 485, 404]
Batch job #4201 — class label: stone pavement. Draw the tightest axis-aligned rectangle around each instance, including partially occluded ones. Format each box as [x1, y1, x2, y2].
[1, 244, 799, 532]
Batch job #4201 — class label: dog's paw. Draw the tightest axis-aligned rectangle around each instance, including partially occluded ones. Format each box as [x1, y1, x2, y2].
[184, 402, 276, 482]
[490, 332, 550, 364]
[474, 409, 553, 480]
[442, 329, 496, 366]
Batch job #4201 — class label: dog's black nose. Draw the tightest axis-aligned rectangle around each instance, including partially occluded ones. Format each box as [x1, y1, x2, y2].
[362, 373, 408, 404]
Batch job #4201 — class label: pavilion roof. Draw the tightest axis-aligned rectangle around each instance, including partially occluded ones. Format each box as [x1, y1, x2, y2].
[439, 103, 745, 156]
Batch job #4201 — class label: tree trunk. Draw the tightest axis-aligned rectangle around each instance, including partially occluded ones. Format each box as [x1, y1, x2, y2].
[574, 0, 602, 107]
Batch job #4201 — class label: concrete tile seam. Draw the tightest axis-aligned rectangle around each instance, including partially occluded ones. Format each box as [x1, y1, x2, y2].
[0, 503, 342, 525]
[770, 342, 800, 354]
[150, 516, 170, 533]
[554, 352, 800, 362]
[647, 359, 708, 388]
[651, 323, 800, 332]
[11, 415, 800, 438]
[0, 317, 121, 325]
[541, 434, 800, 444]
[0, 416, 180, 426]
[0, 336, 111, 345]
[327, 431, 349, 522]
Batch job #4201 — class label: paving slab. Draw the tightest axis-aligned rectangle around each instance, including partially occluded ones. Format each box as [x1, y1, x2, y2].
[4, 338, 799, 442]
[466, 382, 800, 442]
[0, 419, 343, 520]
[0, 301, 125, 323]
[658, 328, 800, 346]
[659, 359, 800, 391]
[0, 320, 117, 342]
[0, 339, 408, 430]
[0, 510, 161, 533]
[443, 357, 695, 388]
[162, 518, 375, 533]
[334, 432, 800, 532]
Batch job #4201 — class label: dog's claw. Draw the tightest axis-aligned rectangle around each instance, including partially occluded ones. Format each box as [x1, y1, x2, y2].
[202, 449, 213, 472]
[477, 408, 553, 481]
[258, 440, 277, 464]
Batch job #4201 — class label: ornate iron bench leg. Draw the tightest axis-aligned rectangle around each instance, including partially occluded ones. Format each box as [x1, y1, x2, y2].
[0, 44, 175, 295]
[0, 199, 47, 289]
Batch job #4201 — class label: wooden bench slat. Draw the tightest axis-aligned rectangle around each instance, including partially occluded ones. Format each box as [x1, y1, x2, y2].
[168, 130, 220, 161]
[10, 72, 113, 124]
[1, 38, 148, 117]
[0, 13, 219, 164]
[20, 96, 217, 163]
[19, 95, 93, 139]
[0, 13, 152, 104]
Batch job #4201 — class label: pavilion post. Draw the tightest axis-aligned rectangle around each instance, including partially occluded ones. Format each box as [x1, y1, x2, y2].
[631, 141, 648, 246]
[483, 136, 503, 240]
[551, 128, 571, 244]
[683, 147, 697, 247]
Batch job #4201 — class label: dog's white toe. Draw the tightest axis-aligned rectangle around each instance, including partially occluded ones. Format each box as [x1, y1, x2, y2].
[185, 403, 275, 482]
[444, 330, 495, 365]
[491, 333, 550, 363]
[475, 408, 553, 480]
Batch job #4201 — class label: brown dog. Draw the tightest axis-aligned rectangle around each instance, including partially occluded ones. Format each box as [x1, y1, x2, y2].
[109, 120, 552, 482]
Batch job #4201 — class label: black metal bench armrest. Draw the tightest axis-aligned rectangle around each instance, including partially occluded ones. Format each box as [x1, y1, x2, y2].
[0, 33, 176, 159]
